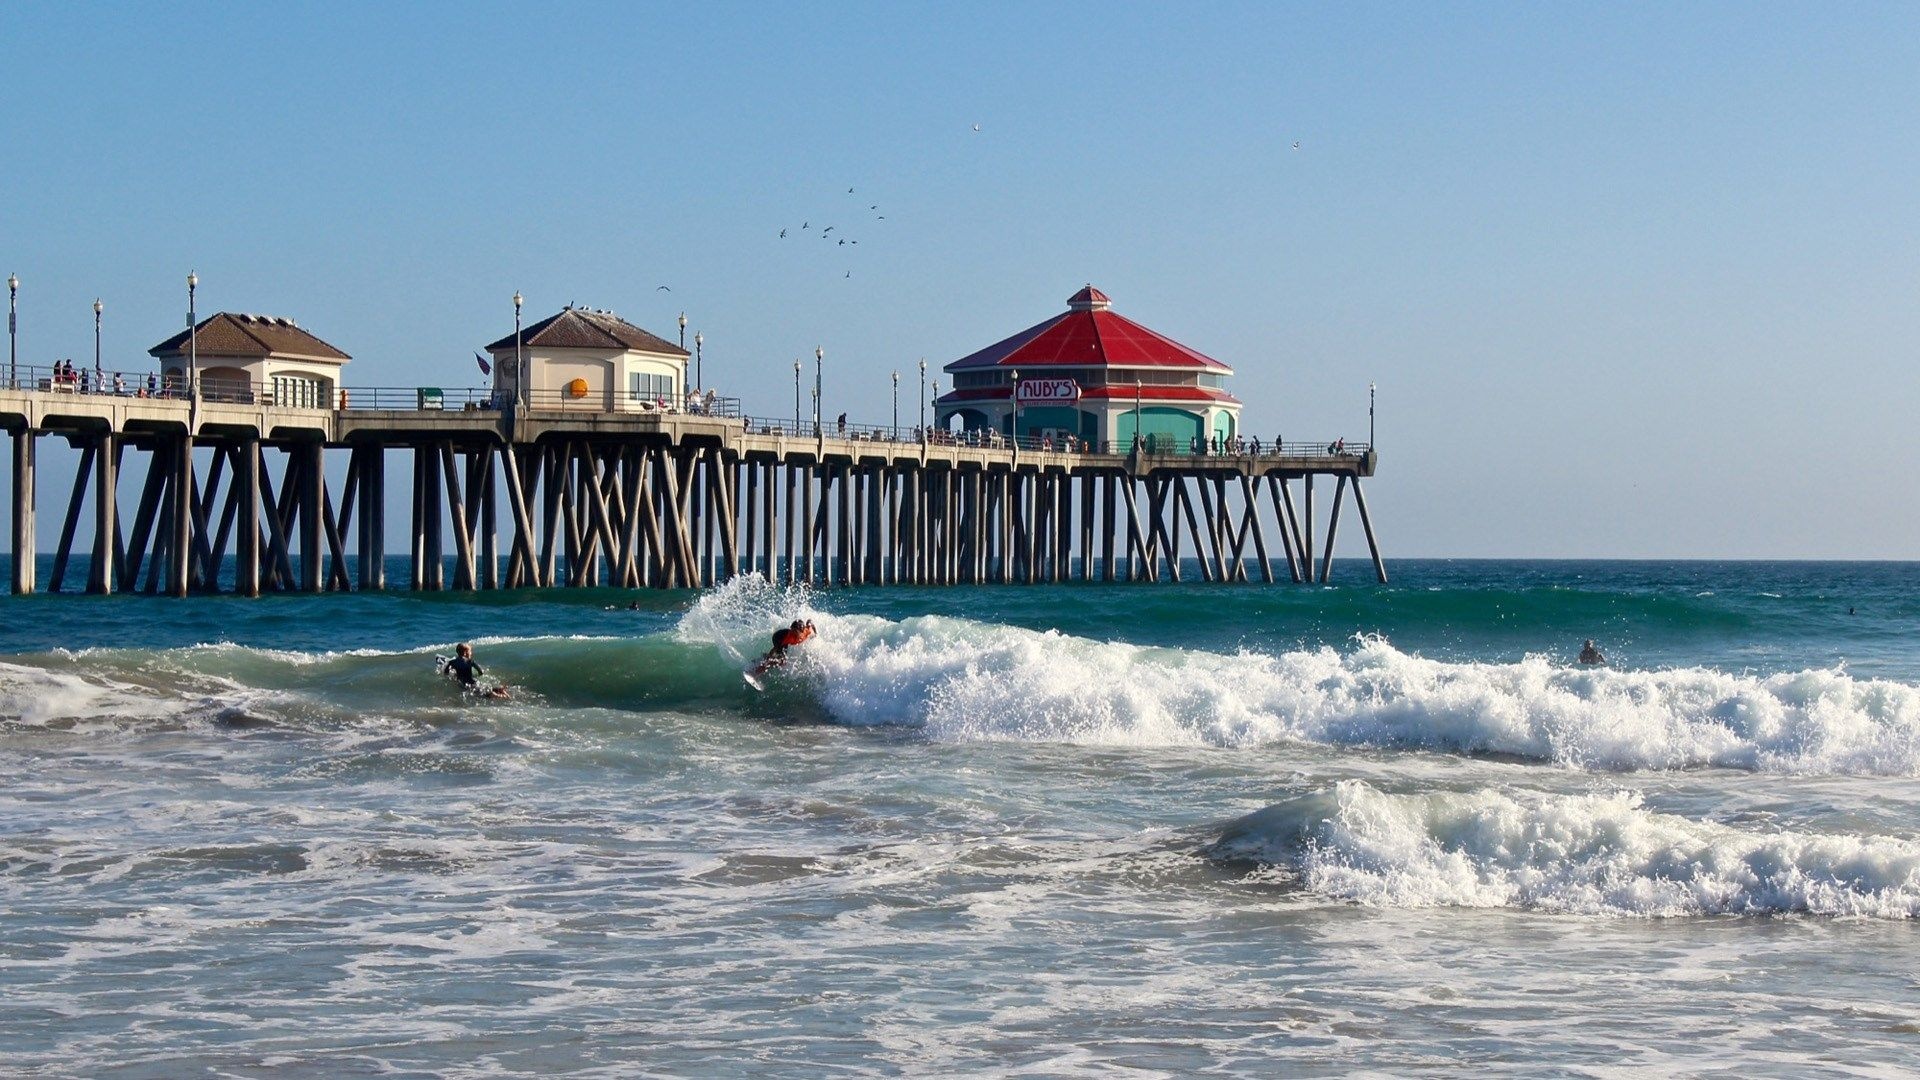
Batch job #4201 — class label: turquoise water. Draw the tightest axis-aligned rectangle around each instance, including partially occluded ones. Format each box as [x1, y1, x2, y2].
[3, 559, 1918, 1076]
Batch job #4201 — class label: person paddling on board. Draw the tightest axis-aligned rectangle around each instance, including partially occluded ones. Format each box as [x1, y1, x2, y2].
[443, 642, 510, 699]
[1578, 639, 1606, 666]
[753, 619, 815, 675]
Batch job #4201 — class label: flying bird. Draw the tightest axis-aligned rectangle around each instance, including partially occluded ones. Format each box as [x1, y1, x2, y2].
[656, 285, 671, 292]
[802, 221, 809, 229]
[869, 205, 877, 210]
[1292, 141, 1301, 150]
[847, 187, 854, 193]
[972, 124, 981, 132]
[823, 226, 834, 234]
[780, 228, 787, 238]
[838, 238, 845, 245]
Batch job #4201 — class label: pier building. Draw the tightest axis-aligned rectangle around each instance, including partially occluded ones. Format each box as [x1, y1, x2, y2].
[934, 286, 1241, 452]
[484, 306, 691, 414]
[149, 313, 350, 408]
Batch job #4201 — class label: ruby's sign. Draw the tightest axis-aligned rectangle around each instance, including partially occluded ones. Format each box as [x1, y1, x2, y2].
[1014, 378, 1080, 404]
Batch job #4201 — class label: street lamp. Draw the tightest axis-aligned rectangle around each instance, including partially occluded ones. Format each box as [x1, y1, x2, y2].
[694, 331, 703, 394]
[931, 380, 940, 438]
[678, 311, 687, 352]
[93, 298, 102, 380]
[1009, 369, 1020, 445]
[918, 358, 927, 437]
[7, 273, 17, 390]
[186, 271, 198, 399]
[1134, 377, 1143, 452]
[891, 370, 899, 433]
[513, 291, 524, 408]
[793, 360, 802, 428]
[813, 346, 823, 436]
[1369, 381, 1376, 447]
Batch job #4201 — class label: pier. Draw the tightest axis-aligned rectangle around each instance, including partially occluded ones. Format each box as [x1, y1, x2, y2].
[1, 372, 1384, 596]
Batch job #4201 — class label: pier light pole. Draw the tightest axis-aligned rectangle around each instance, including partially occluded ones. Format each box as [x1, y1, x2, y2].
[93, 298, 102, 379]
[513, 291, 524, 409]
[186, 271, 198, 399]
[694, 331, 703, 394]
[918, 358, 926, 439]
[1009, 369, 1020, 446]
[814, 346, 823, 436]
[7, 273, 17, 390]
[1134, 377, 1142, 451]
[678, 311, 686, 352]
[793, 360, 801, 428]
[1369, 380, 1376, 447]
[891, 370, 899, 433]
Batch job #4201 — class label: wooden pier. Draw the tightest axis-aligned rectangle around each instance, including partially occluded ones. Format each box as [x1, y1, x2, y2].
[1, 384, 1385, 596]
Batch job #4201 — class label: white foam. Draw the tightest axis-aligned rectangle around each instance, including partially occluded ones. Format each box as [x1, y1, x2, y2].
[1213, 780, 1920, 917]
[675, 594, 1920, 775]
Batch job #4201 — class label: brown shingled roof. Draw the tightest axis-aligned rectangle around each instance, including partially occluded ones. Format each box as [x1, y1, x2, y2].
[149, 312, 351, 362]
[484, 307, 688, 356]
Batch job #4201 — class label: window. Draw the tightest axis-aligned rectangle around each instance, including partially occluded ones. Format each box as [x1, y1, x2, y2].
[271, 374, 325, 409]
[629, 371, 675, 403]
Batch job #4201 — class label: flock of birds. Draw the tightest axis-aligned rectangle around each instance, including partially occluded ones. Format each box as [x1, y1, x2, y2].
[777, 185, 893, 278]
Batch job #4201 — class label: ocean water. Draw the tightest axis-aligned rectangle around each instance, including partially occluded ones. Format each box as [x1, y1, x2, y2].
[2, 558, 1918, 1077]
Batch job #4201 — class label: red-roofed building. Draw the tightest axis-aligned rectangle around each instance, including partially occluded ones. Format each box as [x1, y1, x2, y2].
[933, 286, 1241, 450]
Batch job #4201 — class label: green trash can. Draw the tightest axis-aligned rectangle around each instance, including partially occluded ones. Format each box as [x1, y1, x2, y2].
[417, 387, 444, 410]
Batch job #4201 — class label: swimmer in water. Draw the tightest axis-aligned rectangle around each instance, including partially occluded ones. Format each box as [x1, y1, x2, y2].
[442, 642, 511, 699]
[1577, 639, 1606, 666]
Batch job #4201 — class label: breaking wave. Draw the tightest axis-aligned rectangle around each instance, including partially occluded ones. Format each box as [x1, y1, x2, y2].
[1210, 780, 1920, 917]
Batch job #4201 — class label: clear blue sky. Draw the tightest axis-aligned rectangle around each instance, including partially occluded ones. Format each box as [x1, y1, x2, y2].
[5, 2, 1918, 557]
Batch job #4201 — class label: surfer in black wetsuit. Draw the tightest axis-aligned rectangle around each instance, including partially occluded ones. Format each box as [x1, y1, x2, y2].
[444, 642, 510, 699]
[1578, 639, 1606, 666]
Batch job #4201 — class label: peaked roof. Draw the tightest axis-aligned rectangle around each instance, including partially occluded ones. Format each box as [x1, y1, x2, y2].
[944, 286, 1231, 373]
[485, 307, 688, 356]
[150, 312, 350, 362]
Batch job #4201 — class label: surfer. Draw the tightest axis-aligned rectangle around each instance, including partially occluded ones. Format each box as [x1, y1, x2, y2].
[442, 642, 510, 699]
[1577, 639, 1606, 666]
[753, 619, 815, 674]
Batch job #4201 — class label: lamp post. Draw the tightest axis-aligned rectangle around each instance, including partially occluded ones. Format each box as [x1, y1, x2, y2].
[678, 311, 686, 352]
[1368, 381, 1376, 447]
[1134, 377, 1143, 452]
[918, 358, 927, 438]
[186, 271, 198, 399]
[7, 273, 17, 390]
[93, 298, 102, 379]
[793, 360, 801, 428]
[813, 346, 823, 436]
[513, 291, 524, 409]
[891, 370, 899, 433]
[694, 331, 703, 394]
[1009, 369, 1020, 445]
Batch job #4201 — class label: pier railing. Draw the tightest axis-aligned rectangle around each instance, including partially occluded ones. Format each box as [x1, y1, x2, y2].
[1, 368, 1366, 459]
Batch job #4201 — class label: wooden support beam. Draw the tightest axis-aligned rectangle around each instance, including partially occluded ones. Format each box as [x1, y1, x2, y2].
[1351, 476, 1389, 584]
[119, 442, 169, 593]
[440, 442, 477, 590]
[1176, 478, 1214, 583]
[238, 441, 261, 597]
[9, 431, 33, 595]
[499, 443, 539, 589]
[1274, 476, 1308, 584]
[1241, 474, 1276, 585]
[48, 442, 96, 594]
[166, 434, 191, 596]
[257, 450, 298, 593]
[1318, 475, 1348, 584]
[87, 435, 118, 594]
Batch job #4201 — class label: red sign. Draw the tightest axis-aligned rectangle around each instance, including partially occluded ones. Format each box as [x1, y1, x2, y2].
[1014, 378, 1080, 404]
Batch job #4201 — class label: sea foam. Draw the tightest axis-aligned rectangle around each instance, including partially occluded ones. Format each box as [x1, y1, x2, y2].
[683, 580, 1920, 775]
[1211, 780, 1920, 917]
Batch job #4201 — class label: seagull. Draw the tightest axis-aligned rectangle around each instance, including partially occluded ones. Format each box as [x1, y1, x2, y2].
[823, 226, 835, 234]
[972, 124, 981, 132]
[656, 285, 671, 292]
[869, 205, 878, 210]
[845, 271, 851, 278]
[802, 221, 809, 229]
[847, 187, 854, 193]
[780, 228, 787, 238]
[838, 238, 845, 245]
[1292, 141, 1301, 150]
[877, 215, 885, 220]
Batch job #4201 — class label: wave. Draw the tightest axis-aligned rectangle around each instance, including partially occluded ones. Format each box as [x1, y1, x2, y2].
[7, 574, 1920, 777]
[677, 580, 1920, 774]
[1209, 780, 1920, 917]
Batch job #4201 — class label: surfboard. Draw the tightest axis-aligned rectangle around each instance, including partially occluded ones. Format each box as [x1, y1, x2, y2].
[709, 629, 768, 692]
